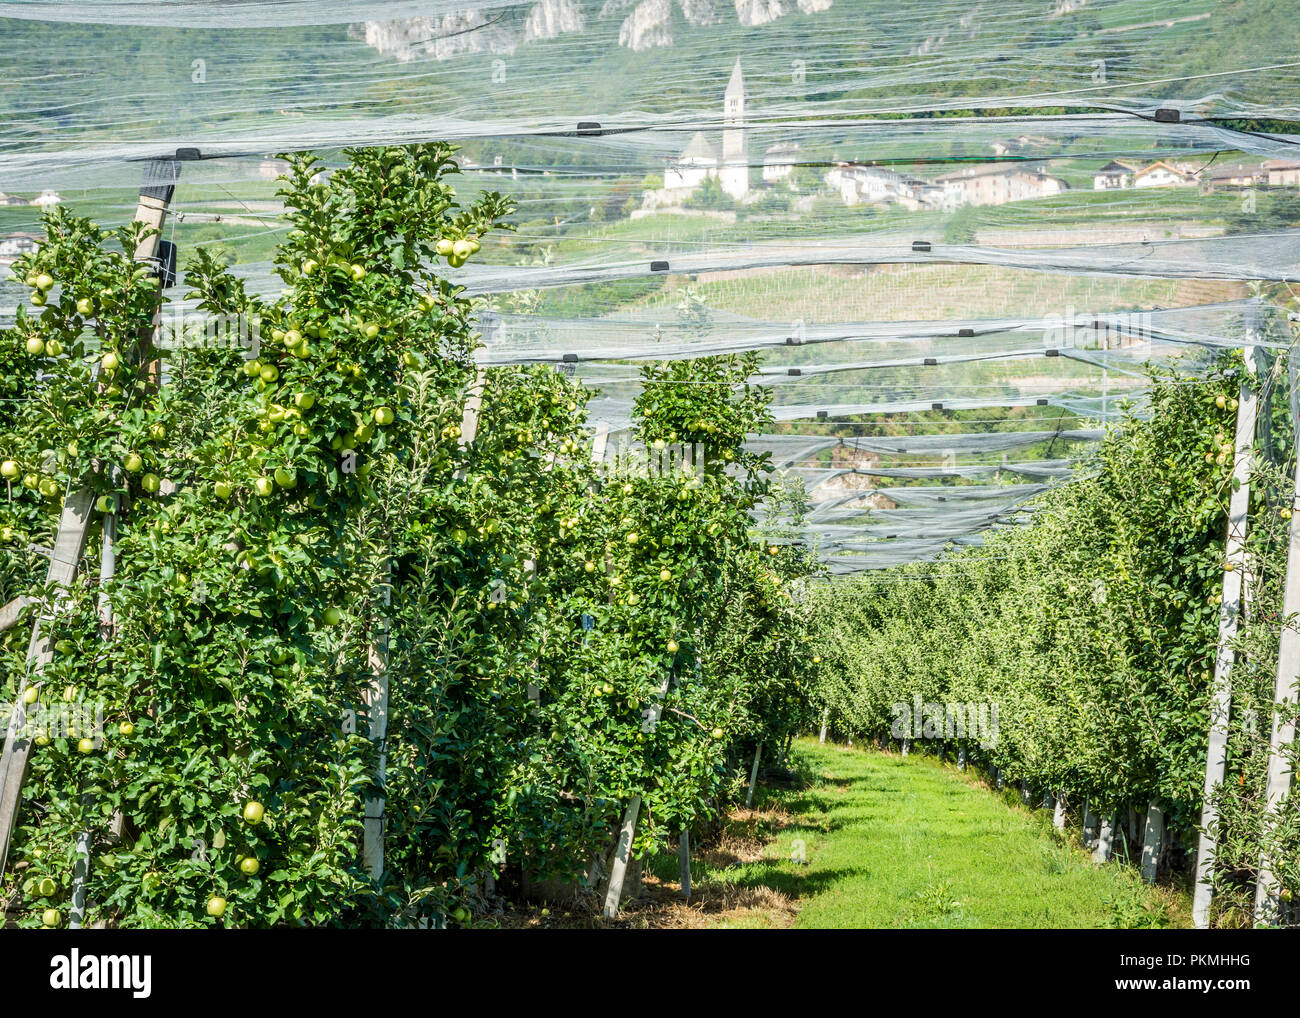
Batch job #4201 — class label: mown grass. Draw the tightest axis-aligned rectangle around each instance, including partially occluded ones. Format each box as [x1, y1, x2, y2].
[651, 737, 1190, 929]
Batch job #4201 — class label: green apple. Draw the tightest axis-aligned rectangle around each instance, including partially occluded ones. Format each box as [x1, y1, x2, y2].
[206, 896, 226, 918]
[0, 460, 19, 480]
[602, 682, 614, 695]
[373, 406, 394, 426]
[119, 721, 134, 736]
[302, 258, 318, 276]
[253, 477, 275, 497]
[29, 290, 46, 307]
[625, 532, 639, 545]
[45, 339, 63, 357]
[38, 478, 59, 497]
[659, 568, 672, 582]
[711, 728, 725, 740]
[350, 264, 366, 281]
[273, 467, 297, 489]
[239, 856, 260, 876]
[123, 452, 143, 473]
[95, 495, 112, 512]
[41, 908, 61, 928]
[25, 337, 45, 356]
[363, 323, 379, 340]
[140, 473, 161, 494]
[242, 800, 265, 824]
[214, 480, 233, 499]
[452, 239, 473, 260]
[76, 298, 94, 315]
[323, 606, 342, 626]
[22, 685, 38, 704]
[259, 365, 279, 383]
[149, 423, 166, 442]
[435, 238, 454, 257]
[243, 359, 262, 377]
[35, 273, 54, 291]
[101, 350, 119, 372]
[293, 392, 315, 410]
[76, 737, 94, 754]
[667, 639, 679, 654]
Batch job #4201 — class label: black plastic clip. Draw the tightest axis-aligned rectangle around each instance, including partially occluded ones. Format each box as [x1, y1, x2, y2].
[1036, 398, 1049, 406]
[1154, 108, 1180, 123]
[923, 357, 938, 366]
[787, 368, 801, 376]
[650, 260, 669, 273]
[931, 402, 944, 410]
[911, 240, 932, 253]
[958, 328, 975, 337]
[577, 122, 603, 136]
[1044, 348, 1060, 357]
[561, 353, 578, 363]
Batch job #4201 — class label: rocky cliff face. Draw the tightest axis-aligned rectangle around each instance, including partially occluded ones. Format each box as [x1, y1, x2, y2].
[353, 0, 832, 59]
[524, 0, 587, 41]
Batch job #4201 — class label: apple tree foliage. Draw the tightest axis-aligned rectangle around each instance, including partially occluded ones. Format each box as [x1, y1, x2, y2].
[1, 145, 821, 927]
[805, 355, 1300, 919]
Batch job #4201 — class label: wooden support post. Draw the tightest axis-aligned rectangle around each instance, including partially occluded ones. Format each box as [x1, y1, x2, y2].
[0, 596, 33, 633]
[957, 745, 967, 771]
[818, 707, 829, 745]
[1253, 405, 1300, 923]
[602, 673, 671, 919]
[900, 738, 908, 756]
[1093, 810, 1117, 864]
[1193, 348, 1260, 928]
[1140, 802, 1164, 884]
[0, 489, 97, 877]
[1052, 793, 1066, 831]
[1021, 781, 1034, 806]
[602, 796, 641, 920]
[678, 829, 691, 901]
[745, 742, 762, 809]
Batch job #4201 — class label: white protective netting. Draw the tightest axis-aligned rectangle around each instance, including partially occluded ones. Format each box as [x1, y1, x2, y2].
[2, 0, 1297, 575]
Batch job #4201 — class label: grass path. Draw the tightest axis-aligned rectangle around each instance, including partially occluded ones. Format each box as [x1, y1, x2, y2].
[658, 738, 1189, 929]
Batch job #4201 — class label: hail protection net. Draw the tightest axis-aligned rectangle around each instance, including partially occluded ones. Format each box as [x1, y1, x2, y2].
[3, 0, 1299, 575]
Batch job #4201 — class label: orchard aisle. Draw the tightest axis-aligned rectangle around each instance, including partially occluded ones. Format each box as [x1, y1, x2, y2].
[689, 739, 1190, 929]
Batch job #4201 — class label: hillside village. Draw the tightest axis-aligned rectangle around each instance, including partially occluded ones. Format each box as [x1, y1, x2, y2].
[4, 59, 1300, 264]
[638, 59, 1300, 217]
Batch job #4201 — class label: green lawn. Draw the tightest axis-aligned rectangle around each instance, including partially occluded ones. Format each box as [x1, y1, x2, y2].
[663, 738, 1189, 928]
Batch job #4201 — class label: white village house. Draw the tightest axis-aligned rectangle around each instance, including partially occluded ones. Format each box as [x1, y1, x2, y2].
[935, 164, 1069, 207]
[762, 142, 801, 185]
[0, 232, 40, 261]
[1093, 160, 1137, 190]
[30, 190, 62, 207]
[1133, 161, 1197, 188]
